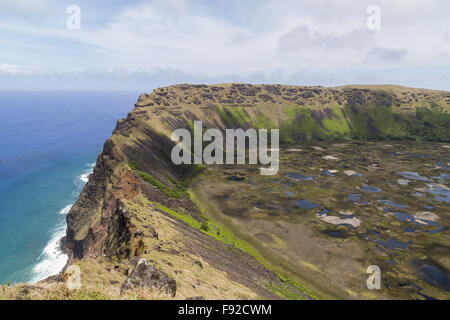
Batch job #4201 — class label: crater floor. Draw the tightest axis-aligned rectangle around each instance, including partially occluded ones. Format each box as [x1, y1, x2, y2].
[192, 141, 450, 299]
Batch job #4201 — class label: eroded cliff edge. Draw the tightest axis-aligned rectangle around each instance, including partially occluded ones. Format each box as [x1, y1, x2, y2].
[63, 84, 449, 299]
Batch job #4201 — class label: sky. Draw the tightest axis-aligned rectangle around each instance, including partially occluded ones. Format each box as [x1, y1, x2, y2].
[0, 0, 449, 91]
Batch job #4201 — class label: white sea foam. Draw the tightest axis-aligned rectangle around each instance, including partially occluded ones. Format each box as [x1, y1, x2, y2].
[29, 164, 93, 283]
[78, 172, 91, 183]
[59, 204, 73, 215]
[30, 221, 68, 283]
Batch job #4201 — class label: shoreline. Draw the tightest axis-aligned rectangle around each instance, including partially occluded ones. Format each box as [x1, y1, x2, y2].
[28, 164, 94, 284]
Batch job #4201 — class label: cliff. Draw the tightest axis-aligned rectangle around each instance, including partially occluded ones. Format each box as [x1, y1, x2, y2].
[62, 84, 448, 299]
[3, 83, 448, 300]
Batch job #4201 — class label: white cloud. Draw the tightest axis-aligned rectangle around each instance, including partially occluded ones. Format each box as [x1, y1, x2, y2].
[367, 47, 408, 62]
[65, 0, 449, 75]
[0, 63, 42, 75]
[0, 0, 50, 16]
[279, 26, 373, 51]
[0, 0, 449, 89]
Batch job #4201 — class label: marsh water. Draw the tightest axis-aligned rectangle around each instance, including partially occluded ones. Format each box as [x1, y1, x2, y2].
[193, 141, 450, 299]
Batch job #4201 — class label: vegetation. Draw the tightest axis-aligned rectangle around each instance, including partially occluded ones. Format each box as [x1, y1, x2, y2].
[57, 84, 450, 300]
[321, 106, 351, 138]
[154, 191, 317, 300]
[153, 201, 261, 259]
[406, 108, 450, 142]
[265, 281, 307, 300]
[279, 104, 449, 143]
[217, 106, 251, 126]
[253, 112, 277, 130]
[128, 162, 183, 199]
[280, 105, 343, 142]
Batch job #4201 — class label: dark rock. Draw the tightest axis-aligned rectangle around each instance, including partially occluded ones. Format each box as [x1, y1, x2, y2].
[258, 94, 274, 102]
[185, 296, 205, 300]
[194, 260, 203, 268]
[201, 93, 213, 99]
[300, 91, 315, 99]
[264, 85, 282, 96]
[148, 227, 159, 239]
[228, 175, 245, 181]
[40, 273, 63, 284]
[134, 230, 144, 237]
[103, 199, 133, 260]
[16, 286, 41, 300]
[121, 259, 177, 297]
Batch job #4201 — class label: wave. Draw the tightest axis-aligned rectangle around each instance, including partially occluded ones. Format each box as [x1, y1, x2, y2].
[30, 220, 68, 284]
[78, 172, 91, 184]
[77, 164, 94, 185]
[59, 204, 73, 215]
[29, 163, 93, 283]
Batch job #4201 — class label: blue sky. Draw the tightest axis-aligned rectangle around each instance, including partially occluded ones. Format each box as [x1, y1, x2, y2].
[0, 0, 449, 91]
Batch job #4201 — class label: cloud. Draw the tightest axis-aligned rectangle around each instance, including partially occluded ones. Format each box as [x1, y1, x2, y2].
[0, 0, 449, 89]
[278, 26, 373, 51]
[367, 47, 408, 62]
[0, 0, 50, 16]
[0, 63, 43, 75]
[0, 63, 448, 92]
[445, 30, 450, 43]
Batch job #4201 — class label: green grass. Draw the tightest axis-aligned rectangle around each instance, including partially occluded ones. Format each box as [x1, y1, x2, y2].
[322, 106, 351, 138]
[128, 162, 183, 199]
[280, 105, 326, 142]
[367, 106, 406, 139]
[406, 108, 450, 142]
[155, 191, 317, 300]
[71, 289, 110, 300]
[278, 103, 450, 143]
[129, 160, 206, 199]
[265, 281, 307, 300]
[253, 112, 277, 130]
[344, 105, 369, 141]
[168, 164, 206, 192]
[217, 106, 251, 126]
[154, 203, 204, 228]
[154, 201, 261, 258]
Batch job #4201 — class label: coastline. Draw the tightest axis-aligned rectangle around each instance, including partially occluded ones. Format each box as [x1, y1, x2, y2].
[28, 164, 94, 284]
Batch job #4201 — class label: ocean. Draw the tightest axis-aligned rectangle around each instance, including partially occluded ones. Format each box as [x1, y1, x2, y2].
[0, 91, 139, 284]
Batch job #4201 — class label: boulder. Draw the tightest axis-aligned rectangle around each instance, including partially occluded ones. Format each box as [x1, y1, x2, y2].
[121, 259, 176, 297]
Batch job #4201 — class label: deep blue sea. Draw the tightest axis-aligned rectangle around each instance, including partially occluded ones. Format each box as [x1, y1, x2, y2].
[0, 91, 139, 284]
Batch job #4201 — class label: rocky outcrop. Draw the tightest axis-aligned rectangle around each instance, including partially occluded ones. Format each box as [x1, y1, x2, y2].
[63, 83, 449, 299]
[103, 199, 133, 260]
[121, 259, 177, 297]
[65, 140, 141, 260]
[66, 85, 449, 260]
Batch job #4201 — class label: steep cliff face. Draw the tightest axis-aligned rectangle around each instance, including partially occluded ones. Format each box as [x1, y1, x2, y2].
[63, 84, 449, 299]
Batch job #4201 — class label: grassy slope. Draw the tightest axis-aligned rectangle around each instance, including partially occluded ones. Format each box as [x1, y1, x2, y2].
[4, 84, 448, 300]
